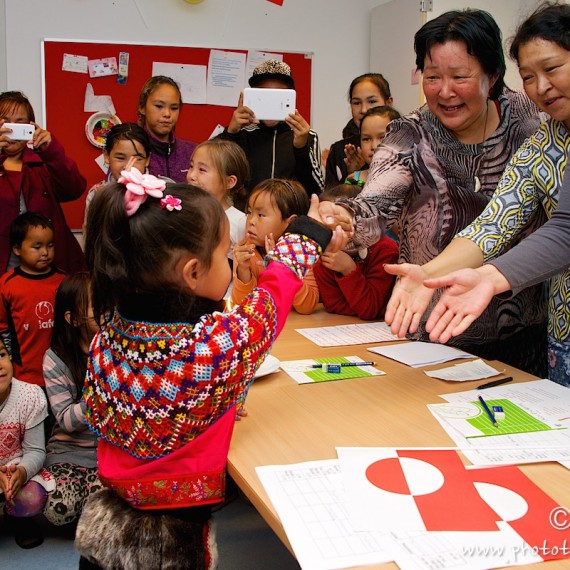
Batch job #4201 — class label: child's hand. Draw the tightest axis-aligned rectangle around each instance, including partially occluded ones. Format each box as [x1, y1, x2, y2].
[234, 240, 259, 283]
[343, 144, 365, 173]
[264, 233, 276, 252]
[0, 465, 10, 494]
[285, 109, 310, 149]
[235, 406, 248, 421]
[123, 156, 138, 172]
[31, 123, 52, 152]
[228, 92, 258, 134]
[2, 465, 27, 501]
[320, 250, 356, 276]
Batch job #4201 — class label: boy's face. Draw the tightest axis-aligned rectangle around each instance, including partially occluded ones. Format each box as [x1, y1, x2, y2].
[0, 341, 13, 406]
[13, 225, 55, 274]
[245, 191, 291, 248]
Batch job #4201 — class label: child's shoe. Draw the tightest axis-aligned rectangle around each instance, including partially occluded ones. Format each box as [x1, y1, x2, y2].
[5, 512, 44, 549]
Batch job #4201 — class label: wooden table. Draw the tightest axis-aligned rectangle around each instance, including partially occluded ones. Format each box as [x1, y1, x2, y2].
[227, 308, 570, 569]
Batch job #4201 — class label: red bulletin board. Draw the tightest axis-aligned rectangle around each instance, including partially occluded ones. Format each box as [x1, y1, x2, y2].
[42, 40, 313, 229]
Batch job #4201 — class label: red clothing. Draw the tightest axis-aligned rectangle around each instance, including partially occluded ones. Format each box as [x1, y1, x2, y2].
[84, 227, 324, 510]
[0, 266, 66, 385]
[0, 136, 87, 274]
[314, 236, 399, 320]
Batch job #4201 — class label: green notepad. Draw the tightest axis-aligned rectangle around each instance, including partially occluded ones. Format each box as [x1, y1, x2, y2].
[467, 399, 555, 438]
[307, 357, 375, 383]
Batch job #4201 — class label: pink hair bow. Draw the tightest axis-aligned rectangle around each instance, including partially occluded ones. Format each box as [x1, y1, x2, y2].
[118, 168, 166, 216]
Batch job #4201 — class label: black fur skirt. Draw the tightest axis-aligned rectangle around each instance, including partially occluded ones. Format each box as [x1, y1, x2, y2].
[75, 488, 218, 569]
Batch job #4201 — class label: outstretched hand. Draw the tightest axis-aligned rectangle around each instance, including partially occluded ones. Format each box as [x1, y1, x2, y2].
[424, 268, 495, 343]
[307, 194, 349, 253]
[313, 197, 354, 234]
[383, 263, 434, 337]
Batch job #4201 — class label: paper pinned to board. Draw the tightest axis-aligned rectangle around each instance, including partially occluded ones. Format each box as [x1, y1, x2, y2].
[83, 83, 116, 115]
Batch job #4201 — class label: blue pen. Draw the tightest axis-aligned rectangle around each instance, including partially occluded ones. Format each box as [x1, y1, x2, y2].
[310, 361, 375, 368]
[478, 395, 498, 427]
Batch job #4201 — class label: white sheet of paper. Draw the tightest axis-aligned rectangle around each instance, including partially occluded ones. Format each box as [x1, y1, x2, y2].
[425, 358, 501, 381]
[256, 460, 393, 570]
[209, 124, 225, 139]
[245, 50, 283, 88]
[83, 83, 116, 115]
[152, 62, 206, 104]
[295, 321, 400, 347]
[387, 523, 541, 570]
[94, 153, 107, 175]
[206, 49, 246, 107]
[430, 381, 570, 465]
[62, 53, 88, 74]
[368, 341, 474, 368]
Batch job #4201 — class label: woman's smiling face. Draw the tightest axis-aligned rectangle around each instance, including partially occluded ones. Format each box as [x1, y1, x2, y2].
[517, 38, 570, 130]
[422, 40, 497, 144]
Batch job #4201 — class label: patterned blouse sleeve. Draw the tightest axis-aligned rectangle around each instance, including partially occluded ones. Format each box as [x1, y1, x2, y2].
[339, 120, 415, 248]
[457, 135, 543, 261]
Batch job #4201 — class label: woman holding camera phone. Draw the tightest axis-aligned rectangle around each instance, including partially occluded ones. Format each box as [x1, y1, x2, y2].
[218, 59, 324, 209]
[0, 91, 86, 275]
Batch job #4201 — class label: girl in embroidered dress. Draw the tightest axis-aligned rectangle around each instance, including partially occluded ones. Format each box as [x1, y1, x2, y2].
[0, 338, 54, 549]
[76, 166, 344, 568]
[43, 273, 102, 527]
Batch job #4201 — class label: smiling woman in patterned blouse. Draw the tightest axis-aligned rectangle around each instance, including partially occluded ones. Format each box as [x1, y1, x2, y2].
[317, 8, 548, 378]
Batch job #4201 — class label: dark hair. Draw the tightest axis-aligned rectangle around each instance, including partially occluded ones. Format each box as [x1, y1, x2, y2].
[192, 139, 250, 206]
[104, 122, 151, 157]
[137, 76, 182, 126]
[360, 105, 401, 127]
[51, 272, 92, 397]
[85, 182, 226, 322]
[348, 73, 392, 102]
[10, 212, 53, 248]
[320, 184, 362, 202]
[0, 91, 35, 123]
[510, 2, 570, 62]
[414, 9, 506, 99]
[248, 179, 310, 220]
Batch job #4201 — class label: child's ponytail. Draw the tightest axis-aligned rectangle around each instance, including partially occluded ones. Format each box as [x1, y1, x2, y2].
[85, 183, 133, 321]
[85, 180, 227, 323]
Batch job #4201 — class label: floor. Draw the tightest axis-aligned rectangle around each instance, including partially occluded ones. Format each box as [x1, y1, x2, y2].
[0, 496, 300, 569]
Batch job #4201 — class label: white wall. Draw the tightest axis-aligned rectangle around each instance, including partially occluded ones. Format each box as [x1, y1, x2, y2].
[371, 0, 547, 116]
[3, 0, 389, 150]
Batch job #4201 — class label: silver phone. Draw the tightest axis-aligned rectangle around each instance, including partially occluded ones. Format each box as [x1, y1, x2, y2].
[3, 123, 35, 141]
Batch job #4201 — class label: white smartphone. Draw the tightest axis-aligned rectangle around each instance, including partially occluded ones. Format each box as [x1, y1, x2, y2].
[243, 88, 296, 121]
[3, 122, 35, 141]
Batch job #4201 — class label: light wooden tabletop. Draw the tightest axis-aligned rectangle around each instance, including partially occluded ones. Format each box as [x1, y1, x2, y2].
[227, 308, 570, 570]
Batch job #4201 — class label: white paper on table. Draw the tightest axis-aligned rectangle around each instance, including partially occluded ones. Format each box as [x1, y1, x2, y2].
[441, 379, 570, 422]
[152, 62, 206, 104]
[279, 356, 385, 384]
[388, 523, 541, 570]
[429, 408, 570, 466]
[295, 321, 400, 347]
[425, 359, 501, 381]
[83, 83, 116, 115]
[206, 49, 246, 107]
[368, 341, 474, 368]
[256, 460, 394, 570]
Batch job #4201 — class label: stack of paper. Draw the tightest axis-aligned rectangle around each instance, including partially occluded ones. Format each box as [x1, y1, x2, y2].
[295, 321, 400, 347]
[368, 340, 474, 367]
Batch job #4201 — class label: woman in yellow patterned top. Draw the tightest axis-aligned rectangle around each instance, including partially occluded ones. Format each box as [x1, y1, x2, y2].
[383, 3, 570, 386]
